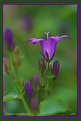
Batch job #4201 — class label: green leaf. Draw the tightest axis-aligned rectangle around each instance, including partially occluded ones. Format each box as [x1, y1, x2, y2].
[3, 93, 18, 102]
[39, 99, 69, 116]
[48, 75, 54, 80]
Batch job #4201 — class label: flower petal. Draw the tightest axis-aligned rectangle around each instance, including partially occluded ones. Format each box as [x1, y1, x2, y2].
[47, 35, 71, 59]
[49, 35, 71, 42]
[26, 38, 44, 44]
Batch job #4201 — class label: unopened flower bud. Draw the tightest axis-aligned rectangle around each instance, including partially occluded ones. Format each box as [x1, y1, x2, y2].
[30, 98, 38, 113]
[53, 60, 60, 78]
[21, 14, 32, 32]
[31, 74, 40, 90]
[5, 28, 14, 51]
[25, 81, 32, 99]
[3, 58, 10, 73]
[39, 58, 45, 73]
[14, 46, 20, 55]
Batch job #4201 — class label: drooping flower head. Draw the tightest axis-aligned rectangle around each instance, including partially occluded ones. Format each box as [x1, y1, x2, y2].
[25, 81, 32, 99]
[26, 32, 71, 62]
[53, 60, 60, 78]
[5, 27, 14, 51]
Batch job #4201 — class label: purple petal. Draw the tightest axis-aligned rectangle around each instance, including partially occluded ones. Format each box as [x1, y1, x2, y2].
[26, 38, 45, 44]
[49, 35, 71, 42]
[45, 35, 71, 59]
[60, 35, 71, 39]
[40, 38, 55, 59]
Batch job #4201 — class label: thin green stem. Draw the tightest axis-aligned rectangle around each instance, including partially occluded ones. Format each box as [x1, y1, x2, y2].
[10, 52, 32, 115]
[48, 78, 56, 94]
[48, 62, 50, 69]
[7, 72, 19, 95]
[15, 69, 31, 115]
[19, 93, 32, 115]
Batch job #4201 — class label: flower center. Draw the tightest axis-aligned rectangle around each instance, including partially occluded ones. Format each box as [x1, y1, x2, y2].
[45, 32, 49, 39]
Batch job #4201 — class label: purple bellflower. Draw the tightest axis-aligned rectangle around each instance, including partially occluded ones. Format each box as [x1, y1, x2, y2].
[53, 60, 60, 78]
[26, 32, 71, 62]
[5, 28, 14, 51]
[25, 81, 32, 99]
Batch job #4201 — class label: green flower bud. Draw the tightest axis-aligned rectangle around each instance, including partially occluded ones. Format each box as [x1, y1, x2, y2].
[14, 46, 20, 55]
[13, 56, 21, 67]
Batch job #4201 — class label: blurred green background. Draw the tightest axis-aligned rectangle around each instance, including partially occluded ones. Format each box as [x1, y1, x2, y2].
[3, 5, 77, 116]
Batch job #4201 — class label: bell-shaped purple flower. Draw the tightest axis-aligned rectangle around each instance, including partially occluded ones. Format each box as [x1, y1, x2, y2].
[31, 74, 40, 90]
[26, 32, 71, 61]
[53, 60, 60, 78]
[30, 98, 38, 113]
[25, 81, 32, 99]
[5, 27, 14, 51]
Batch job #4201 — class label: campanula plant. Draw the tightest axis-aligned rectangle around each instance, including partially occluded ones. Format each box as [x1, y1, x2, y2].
[3, 28, 71, 116]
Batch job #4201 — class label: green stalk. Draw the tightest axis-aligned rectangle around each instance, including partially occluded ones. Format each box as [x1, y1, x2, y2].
[7, 72, 19, 95]
[19, 93, 32, 116]
[15, 69, 32, 115]
[10, 52, 32, 115]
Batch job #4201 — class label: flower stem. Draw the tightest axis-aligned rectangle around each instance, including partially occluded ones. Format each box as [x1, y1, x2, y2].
[10, 52, 32, 115]
[19, 93, 32, 115]
[48, 78, 56, 94]
[15, 69, 32, 115]
[7, 72, 19, 94]
[48, 62, 50, 69]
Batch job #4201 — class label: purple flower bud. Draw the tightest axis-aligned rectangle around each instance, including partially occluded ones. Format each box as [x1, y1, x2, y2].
[3, 58, 8, 65]
[59, 21, 69, 35]
[31, 74, 40, 90]
[53, 60, 60, 78]
[5, 28, 14, 51]
[3, 58, 10, 72]
[21, 14, 32, 32]
[25, 81, 32, 99]
[30, 98, 38, 113]
[39, 58, 45, 73]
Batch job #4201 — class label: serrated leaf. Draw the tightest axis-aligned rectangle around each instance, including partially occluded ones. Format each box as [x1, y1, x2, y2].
[3, 93, 18, 102]
[39, 99, 68, 116]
